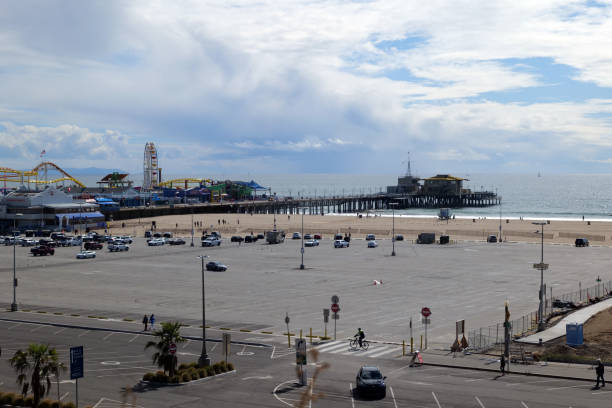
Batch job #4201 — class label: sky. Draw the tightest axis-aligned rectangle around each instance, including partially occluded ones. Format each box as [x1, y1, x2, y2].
[1, 0, 612, 176]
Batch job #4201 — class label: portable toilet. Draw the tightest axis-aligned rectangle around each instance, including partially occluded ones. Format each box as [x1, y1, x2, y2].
[566, 323, 584, 346]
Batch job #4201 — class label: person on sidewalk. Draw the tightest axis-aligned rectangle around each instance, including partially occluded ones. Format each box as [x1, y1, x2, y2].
[595, 359, 605, 389]
[142, 314, 148, 331]
[149, 314, 156, 330]
[500, 354, 506, 376]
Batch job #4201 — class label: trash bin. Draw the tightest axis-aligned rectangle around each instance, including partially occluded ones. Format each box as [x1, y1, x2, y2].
[439, 235, 450, 245]
[566, 323, 583, 346]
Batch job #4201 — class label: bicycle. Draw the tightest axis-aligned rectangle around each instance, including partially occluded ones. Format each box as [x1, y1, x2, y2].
[349, 338, 370, 351]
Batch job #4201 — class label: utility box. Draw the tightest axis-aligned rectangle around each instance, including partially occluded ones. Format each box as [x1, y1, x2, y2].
[566, 323, 584, 346]
[439, 235, 450, 245]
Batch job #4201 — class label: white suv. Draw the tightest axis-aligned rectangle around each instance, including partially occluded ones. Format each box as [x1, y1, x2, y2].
[334, 240, 349, 248]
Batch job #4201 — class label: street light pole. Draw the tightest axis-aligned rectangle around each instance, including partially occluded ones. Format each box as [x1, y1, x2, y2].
[191, 211, 195, 247]
[300, 209, 304, 269]
[198, 255, 211, 367]
[532, 222, 546, 332]
[389, 203, 398, 256]
[11, 213, 23, 312]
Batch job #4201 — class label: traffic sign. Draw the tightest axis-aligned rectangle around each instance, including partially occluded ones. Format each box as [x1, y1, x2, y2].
[70, 346, 84, 380]
[421, 307, 432, 317]
[295, 338, 307, 365]
[222, 333, 231, 361]
[332, 313, 340, 320]
[323, 308, 329, 323]
[422, 318, 431, 324]
[533, 263, 549, 270]
[285, 314, 290, 325]
[169, 343, 177, 355]
[331, 295, 339, 304]
[331, 303, 340, 313]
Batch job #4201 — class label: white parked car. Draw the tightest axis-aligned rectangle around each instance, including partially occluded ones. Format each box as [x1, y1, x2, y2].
[334, 240, 349, 248]
[76, 250, 96, 259]
[202, 237, 221, 247]
[21, 239, 37, 247]
[147, 238, 165, 246]
[108, 243, 129, 252]
[68, 237, 82, 246]
[367, 240, 378, 248]
[120, 236, 133, 244]
[304, 240, 319, 247]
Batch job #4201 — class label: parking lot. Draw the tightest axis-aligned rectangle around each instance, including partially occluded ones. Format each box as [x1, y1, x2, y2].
[1, 234, 611, 346]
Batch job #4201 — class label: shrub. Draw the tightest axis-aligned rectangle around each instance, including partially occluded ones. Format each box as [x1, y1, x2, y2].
[227, 362, 235, 371]
[188, 362, 198, 369]
[198, 368, 208, 378]
[170, 375, 180, 384]
[155, 371, 168, 383]
[24, 395, 34, 406]
[39, 400, 54, 408]
[51, 401, 61, 408]
[178, 363, 189, 371]
[190, 370, 199, 380]
[143, 372, 155, 381]
[181, 373, 191, 382]
[213, 363, 222, 374]
[206, 366, 215, 376]
[14, 395, 26, 406]
[0, 392, 3, 401]
[62, 402, 77, 408]
[1, 392, 16, 405]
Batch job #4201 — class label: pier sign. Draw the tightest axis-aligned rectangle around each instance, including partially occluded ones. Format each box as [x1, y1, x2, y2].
[70, 346, 84, 379]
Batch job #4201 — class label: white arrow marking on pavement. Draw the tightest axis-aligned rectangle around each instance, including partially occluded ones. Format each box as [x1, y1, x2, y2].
[432, 391, 442, 408]
[475, 396, 486, 408]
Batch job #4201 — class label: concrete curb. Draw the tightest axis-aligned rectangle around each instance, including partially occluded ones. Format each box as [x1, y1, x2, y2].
[0, 317, 271, 349]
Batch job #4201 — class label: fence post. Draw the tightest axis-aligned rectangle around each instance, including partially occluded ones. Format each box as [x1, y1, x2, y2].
[479, 328, 482, 350]
[496, 323, 499, 344]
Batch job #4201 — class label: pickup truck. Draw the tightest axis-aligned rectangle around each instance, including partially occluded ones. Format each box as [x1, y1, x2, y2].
[84, 242, 103, 250]
[31, 246, 55, 256]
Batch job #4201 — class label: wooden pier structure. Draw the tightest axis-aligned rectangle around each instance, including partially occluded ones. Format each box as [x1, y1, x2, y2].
[111, 192, 499, 221]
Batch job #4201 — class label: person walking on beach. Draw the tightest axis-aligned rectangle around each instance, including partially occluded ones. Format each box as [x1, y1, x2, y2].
[595, 359, 605, 388]
[500, 354, 506, 376]
[142, 314, 148, 331]
[149, 314, 156, 331]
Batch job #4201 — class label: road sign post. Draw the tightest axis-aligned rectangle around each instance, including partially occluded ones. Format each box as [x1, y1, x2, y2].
[285, 313, 291, 348]
[295, 338, 307, 386]
[222, 333, 231, 365]
[331, 295, 340, 340]
[323, 308, 329, 338]
[169, 343, 177, 355]
[421, 308, 431, 350]
[70, 346, 83, 408]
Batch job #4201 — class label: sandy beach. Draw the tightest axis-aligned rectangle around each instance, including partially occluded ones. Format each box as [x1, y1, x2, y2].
[103, 213, 612, 245]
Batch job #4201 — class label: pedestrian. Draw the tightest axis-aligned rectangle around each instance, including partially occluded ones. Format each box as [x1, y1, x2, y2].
[149, 314, 156, 330]
[142, 314, 148, 331]
[595, 359, 605, 388]
[500, 354, 506, 376]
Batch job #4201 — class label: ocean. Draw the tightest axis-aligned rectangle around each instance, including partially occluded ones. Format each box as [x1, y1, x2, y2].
[73, 173, 612, 222]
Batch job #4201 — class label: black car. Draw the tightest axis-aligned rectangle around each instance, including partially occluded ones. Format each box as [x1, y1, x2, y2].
[394, 234, 404, 241]
[144, 231, 152, 238]
[575, 238, 589, 247]
[256, 233, 265, 240]
[244, 235, 253, 243]
[231, 236, 244, 243]
[168, 238, 186, 245]
[206, 261, 227, 271]
[487, 235, 498, 243]
[163, 232, 173, 238]
[355, 366, 386, 398]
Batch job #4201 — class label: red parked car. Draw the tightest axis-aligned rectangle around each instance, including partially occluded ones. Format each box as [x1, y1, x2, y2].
[84, 242, 103, 250]
[31, 246, 55, 256]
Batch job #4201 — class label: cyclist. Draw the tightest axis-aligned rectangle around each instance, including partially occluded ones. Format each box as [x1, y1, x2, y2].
[354, 328, 366, 348]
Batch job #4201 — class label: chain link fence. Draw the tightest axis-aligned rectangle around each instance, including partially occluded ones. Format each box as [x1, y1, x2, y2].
[468, 280, 612, 352]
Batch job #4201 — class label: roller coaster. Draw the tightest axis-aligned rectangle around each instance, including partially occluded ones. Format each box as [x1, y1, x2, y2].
[158, 178, 213, 188]
[0, 162, 85, 188]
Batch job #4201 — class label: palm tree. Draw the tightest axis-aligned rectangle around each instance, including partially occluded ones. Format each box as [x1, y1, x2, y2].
[145, 321, 186, 376]
[10, 344, 65, 408]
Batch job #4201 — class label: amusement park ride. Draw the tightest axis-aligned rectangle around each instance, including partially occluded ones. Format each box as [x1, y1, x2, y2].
[0, 162, 85, 189]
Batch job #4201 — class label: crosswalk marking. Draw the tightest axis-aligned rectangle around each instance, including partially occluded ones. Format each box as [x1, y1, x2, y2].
[316, 341, 347, 353]
[314, 341, 399, 359]
[368, 347, 399, 358]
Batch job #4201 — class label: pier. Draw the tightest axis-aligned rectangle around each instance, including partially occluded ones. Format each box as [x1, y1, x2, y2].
[111, 192, 499, 221]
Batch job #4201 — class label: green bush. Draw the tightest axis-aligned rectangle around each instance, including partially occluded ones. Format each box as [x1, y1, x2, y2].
[62, 402, 77, 408]
[178, 363, 189, 371]
[14, 395, 26, 406]
[143, 372, 155, 381]
[0, 392, 4, 401]
[206, 366, 215, 376]
[1, 392, 16, 405]
[190, 370, 199, 380]
[189, 362, 198, 369]
[198, 368, 208, 378]
[213, 363, 222, 374]
[24, 395, 34, 406]
[170, 375, 180, 384]
[227, 362, 235, 371]
[39, 400, 54, 408]
[155, 371, 169, 383]
[51, 401, 61, 408]
[181, 373, 191, 382]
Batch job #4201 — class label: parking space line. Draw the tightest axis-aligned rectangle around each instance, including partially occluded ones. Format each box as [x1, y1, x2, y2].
[78, 330, 90, 338]
[30, 325, 46, 332]
[349, 383, 355, 408]
[182, 339, 191, 349]
[390, 387, 398, 408]
[546, 384, 592, 391]
[103, 332, 114, 341]
[475, 396, 485, 408]
[8, 323, 23, 329]
[521, 402, 529, 408]
[60, 392, 70, 401]
[210, 342, 218, 352]
[54, 328, 67, 335]
[128, 334, 140, 343]
[432, 392, 441, 408]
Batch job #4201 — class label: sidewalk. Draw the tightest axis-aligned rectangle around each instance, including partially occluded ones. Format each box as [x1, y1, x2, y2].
[517, 297, 612, 344]
[419, 348, 596, 381]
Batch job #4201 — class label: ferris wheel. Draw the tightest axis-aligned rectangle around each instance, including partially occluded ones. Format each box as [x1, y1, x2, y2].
[143, 142, 159, 190]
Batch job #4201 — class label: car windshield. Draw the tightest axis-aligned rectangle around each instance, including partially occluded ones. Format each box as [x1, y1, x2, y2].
[361, 369, 382, 379]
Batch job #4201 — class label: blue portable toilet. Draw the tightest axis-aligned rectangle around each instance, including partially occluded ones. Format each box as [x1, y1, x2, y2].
[566, 323, 584, 346]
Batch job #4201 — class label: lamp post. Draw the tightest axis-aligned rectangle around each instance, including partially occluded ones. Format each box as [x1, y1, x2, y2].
[389, 202, 398, 256]
[191, 211, 195, 247]
[11, 213, 23, 312]
[197, 255, 211, 367]
[532, 222, 547, 332]
[300, 208, 305, 269]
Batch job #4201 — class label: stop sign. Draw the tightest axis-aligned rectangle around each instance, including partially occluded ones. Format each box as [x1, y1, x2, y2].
[169, 343, 177, 355]
[331, 303, 340, 313]
[421, 307, 431, 317]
